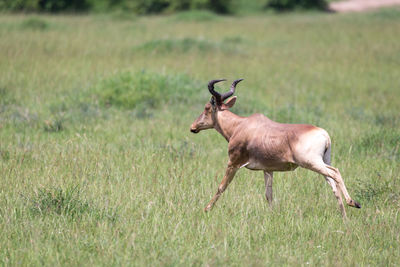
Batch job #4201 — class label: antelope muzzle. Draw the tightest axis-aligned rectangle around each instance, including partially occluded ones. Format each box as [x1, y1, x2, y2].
[190, 128, 199, 133]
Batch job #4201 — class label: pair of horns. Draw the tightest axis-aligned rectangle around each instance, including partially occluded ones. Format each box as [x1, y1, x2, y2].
[208, 78, 243, 104]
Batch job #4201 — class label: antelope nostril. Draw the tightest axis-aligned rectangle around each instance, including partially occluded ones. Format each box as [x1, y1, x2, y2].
[190, 128, 199, 133]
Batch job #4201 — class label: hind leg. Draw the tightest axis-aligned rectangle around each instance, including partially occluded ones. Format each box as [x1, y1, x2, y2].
[325, 165, 361, 208]
[325, 177, 347, 218]
[305, 160, 361, 209]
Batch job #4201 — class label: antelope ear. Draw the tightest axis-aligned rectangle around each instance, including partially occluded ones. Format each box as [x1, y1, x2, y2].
[224, 96, 237, 108]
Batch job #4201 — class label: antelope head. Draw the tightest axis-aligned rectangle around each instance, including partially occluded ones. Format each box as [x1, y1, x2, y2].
[190, 79, 243, 134]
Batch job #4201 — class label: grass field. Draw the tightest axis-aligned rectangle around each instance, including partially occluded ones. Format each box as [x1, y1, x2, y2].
[0, 9, 400, 266]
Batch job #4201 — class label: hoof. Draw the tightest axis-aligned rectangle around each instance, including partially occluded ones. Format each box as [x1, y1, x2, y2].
[204, 205, 212, 212]
[348, 200, 361, 209]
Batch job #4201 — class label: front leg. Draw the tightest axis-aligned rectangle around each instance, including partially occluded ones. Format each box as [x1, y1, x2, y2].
[264, 171, 273, 204]
[204, 162, 238, 212]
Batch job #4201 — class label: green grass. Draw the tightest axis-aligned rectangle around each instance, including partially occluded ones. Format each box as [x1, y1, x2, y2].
[0, 9, 400, 266]
[19, 17, 51, 31]
[171, 10, 221, 22]
[134, 37, 243, 55]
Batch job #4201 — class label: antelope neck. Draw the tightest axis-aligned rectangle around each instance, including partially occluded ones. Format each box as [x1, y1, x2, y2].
[213, 109, 244, 142]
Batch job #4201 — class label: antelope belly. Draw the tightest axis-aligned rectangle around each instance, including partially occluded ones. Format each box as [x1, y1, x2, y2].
[245, 158, 298, 172]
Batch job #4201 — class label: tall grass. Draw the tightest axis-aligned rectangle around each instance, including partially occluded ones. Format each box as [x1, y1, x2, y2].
[0, 10, 399, 265]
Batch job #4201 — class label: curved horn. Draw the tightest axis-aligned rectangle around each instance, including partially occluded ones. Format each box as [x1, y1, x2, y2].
[208, 79, 226, 103]
[221, 78, 244, 101]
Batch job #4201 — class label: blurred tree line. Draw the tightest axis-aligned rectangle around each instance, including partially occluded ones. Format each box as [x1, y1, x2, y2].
[0, 0, 327, 14]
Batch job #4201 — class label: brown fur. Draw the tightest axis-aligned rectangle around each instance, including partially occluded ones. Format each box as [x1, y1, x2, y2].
[191, 90, 360, 219]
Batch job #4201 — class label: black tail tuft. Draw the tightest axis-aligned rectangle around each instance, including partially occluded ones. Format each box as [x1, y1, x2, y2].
[323, 144, 331, 165]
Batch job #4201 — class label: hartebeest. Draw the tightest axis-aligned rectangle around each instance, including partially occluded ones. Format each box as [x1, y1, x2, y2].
[190, 79, 361, 218]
